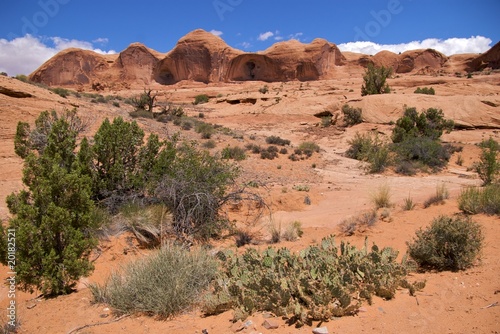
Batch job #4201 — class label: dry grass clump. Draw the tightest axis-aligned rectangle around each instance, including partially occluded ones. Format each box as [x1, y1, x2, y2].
[89, 244, 217, 318]
[339, 210, 378, 236]
[423, 183, 449, 208]
[371, 184, 392, 209]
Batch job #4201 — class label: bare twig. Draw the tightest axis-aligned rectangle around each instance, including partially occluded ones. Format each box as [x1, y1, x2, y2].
[481, 301, 499, 309]
[66, 314, 130, 334]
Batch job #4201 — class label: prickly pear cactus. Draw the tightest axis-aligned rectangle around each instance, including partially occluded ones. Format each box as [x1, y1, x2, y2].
[203, 236, 424, 325]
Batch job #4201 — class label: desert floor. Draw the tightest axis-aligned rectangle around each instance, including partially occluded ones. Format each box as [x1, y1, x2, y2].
[0, 72, 499, 333]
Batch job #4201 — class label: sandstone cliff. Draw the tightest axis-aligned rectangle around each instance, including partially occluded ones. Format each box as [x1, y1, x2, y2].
[28, 29, 499, 89]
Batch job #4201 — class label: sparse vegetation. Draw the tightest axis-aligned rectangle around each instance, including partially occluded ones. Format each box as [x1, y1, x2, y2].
[414, 87, 435, 95]
[194, 94, 209, 105]
[372, 184, 392, 209]
[342, 104, 363, 126]
[407, 215, 483, 271]
[221, 146, 246, 161]
[458, 184, 500, 215]
[475, 137, 500, 185]
[49, 87, 71, 98]
[131, 89, 157, 113]
[195, 122, 215, 139]
[90, 244, 218, 318]
[265, 136, 290, 146]
[259, 85, 269, 94]
[346, 132, 390, 173]
[298, 142, 320, 156]
[339, 210, 378, 236]
[423, 183, 449, 208]
[402, 195, 416, 211]
[361, 64, 392, 96]
[293, 184, 310, 192]
[204, 236, 423, 325]
[282, 221, 303, 241]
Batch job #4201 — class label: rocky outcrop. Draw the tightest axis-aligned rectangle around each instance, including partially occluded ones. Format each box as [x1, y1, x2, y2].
[29, 48, 111, 86]
[28, 29, 500, 89]
[113, 43, 162, 85]
[468, 41, 500, 71]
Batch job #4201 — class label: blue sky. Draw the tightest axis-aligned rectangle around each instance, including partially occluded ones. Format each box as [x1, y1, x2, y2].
[1, 0, 499, 75]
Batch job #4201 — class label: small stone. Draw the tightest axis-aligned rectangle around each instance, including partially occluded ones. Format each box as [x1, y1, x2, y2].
[262, 319, 279, 329]
[358, 307, 368, 313]
[103, 307, 110, 312]
[99, 313, 109, 318]
[243, 320, 253, 328]
[312, 327, 329, 334]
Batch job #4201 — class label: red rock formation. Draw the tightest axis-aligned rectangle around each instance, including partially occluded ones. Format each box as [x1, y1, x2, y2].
[113, 43, 163, 85]
[27, 30, 500, 89]
[468, 40, 500, 71]
[29, 48, 111, 86]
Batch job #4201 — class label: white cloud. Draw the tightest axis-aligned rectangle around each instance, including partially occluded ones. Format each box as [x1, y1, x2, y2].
[238, 42, 252, 49]
[288, 32, 304, 41]
[209, 30, 223, 37]
[274, 36, 284, 41]
[258, 31, 274, 41]
[338, 36, 492, 56]
[92, 37, 109, 45]
[0, 35, 116, 76]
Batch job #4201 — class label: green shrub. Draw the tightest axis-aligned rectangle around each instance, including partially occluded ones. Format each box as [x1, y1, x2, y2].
[181, 120, 193, 130]
[259, 85, 269, 94]
[2, 110, 96, 295]
[342, 104, 363, 126]
[195, 122, 215, 139]
[407, 215, 483, 271]
[414, 87, 435, 95]
[260, 150, 278, 160]
[458, 184, 500, 215]
[50, 87, 70, 98]
[90, 245, 218, 318]
[475, 137, 500, 185]
[298, 142, 320, 156]
[393, 136, 452, 171]
[346, 132, 390, 173]
[221, 146, 246, 161]
[129, 109, 154, 119]
[321, 116, 332, 127]
[361, 64, 392, 96]
[392, 106, 454, 143]
[293, 184, 310, 192]
[15, 74, 29, 82]
[266, 136, 290, 146]
[204, 236, 423, 325]
[202, 140, 217, 149]
[245, 143, 261, 154]
[194, 94, 209, 105]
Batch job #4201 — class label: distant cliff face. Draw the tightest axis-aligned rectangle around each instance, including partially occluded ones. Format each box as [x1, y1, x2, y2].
[28, 29, 499, 89]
